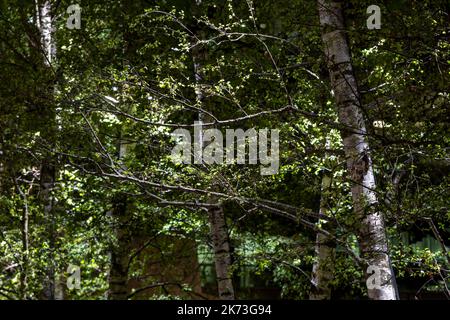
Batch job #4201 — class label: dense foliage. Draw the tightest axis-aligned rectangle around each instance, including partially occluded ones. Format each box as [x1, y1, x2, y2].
[0, 0, 448, 300]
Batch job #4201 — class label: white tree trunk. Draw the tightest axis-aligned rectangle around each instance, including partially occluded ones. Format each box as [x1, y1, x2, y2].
[317, 0, 398, 300]
[35, 0, 54, 67]
[208, 205, 235, 300]
[35, 0, 59, 300]
[191, 21, 235, 299]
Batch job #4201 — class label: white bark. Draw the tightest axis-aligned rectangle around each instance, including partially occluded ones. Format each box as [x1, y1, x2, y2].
[35, 0, 59, 300]
[208, 205, 235, 300]
[35, 0, 54, 66]
[317, 0, 398, 300]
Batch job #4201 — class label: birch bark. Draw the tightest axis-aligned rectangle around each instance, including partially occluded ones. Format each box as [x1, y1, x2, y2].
[317, 0, 398, 300]
[35, 0, 59, 300]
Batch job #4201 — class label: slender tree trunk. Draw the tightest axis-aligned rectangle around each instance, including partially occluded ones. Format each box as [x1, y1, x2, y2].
[317, 0, 398, 300]
[35, 0, 59, 300]
[191, 16, 235, 299]
[21, 198, 29, 300]
[106, 129, 131, 300]
[107, 193, 131, 300]
[40, 157, 56, 299]
[207, 204, 235, 300]
[107, 2, 135, 299]
[14, 178, 30, 299]
[310, 163, 335, 300]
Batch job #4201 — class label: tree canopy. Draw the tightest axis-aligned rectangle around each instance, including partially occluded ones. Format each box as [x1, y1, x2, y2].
[0, 0, 448, 300]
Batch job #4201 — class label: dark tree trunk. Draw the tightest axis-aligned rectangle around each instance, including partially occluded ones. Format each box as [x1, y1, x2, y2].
[108, 195, 131, 300]
[310, 167, 335, 300]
